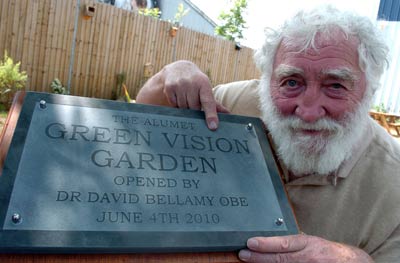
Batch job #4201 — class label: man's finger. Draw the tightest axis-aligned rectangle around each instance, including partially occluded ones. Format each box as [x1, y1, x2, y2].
[247, 235, 308, 253]
[238, 249, 294, 263]
[163, 87, 178, 107]
[176, 93, 189, 109]
[199, 88, 218, 130]
[186, 88, 202, 110]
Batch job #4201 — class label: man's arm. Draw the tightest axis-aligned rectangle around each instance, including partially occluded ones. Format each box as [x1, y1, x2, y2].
[136, 60, 229, 130]
[238, 235, 373, 263]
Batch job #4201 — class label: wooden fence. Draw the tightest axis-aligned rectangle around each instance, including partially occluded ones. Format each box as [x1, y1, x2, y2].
[0, 0, 260, 99]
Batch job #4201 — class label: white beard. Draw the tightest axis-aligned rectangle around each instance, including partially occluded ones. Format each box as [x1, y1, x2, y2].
[259, 77, 370, 176]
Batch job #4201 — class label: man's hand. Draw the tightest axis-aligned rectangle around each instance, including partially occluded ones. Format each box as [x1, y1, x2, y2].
[238, 235, 373, 263]
[136, 60, 229, 130]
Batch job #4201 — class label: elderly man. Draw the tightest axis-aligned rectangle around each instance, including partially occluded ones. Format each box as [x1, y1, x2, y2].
[136, 6, 400, 263]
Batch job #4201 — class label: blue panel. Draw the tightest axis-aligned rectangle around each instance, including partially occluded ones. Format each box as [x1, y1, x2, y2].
[378, 0, 400, 21]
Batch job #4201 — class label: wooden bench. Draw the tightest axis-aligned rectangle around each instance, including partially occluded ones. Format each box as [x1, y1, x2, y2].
[369, 110, 400, 137]
[385, 113, 400, 136]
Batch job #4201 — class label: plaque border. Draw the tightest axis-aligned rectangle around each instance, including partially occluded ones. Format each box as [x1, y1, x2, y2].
[0, 92, 298, 253]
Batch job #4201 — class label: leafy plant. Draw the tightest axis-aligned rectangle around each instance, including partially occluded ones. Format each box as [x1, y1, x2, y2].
[138, 8, 161, 18]
[215, 0, 248, 42]
[51, 78, 68, 95]
[122, 84, 132, 102]
[112, 72, 126, 100]
[373, 103, 387, 113]
[170, 3, 190, 27]
[0, 51, 27, 97]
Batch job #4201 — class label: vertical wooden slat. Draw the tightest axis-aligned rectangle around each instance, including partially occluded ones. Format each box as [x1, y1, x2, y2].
[52, 0, 63, 83]
[108, 7, 123, 98]
[162, 21, 174, 66]
[30, 0, 43, 90]
[8, 0, 18, 58]
[4, 1, 15, 55]
[0, 1, 9, 57]
[90, 1, 104, 97]
[81, 0, 96, 97]
[21, 0, 35, 90]
[174, 25, 184, 61]
[15, 0, 26, 63]
[217, 39, 224, 84]
[59, 0, 73, 87]
[117, 9, 128, 74]
[42, 0, 55, 92]
[128, 13, 140, 95]
[132, 14, 145, 90]
[152, 24, 160, 79]
[37, 0, 51, 91]
[125, 13, 136, 94]
[66, 0, 77, 93]
[74, 0, 90, 96]
[140, 13, 150, 71]
[98, 4, 111, 97]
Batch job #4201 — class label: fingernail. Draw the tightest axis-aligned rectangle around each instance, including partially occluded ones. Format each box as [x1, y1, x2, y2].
[238, 250, 251, 261]
[208, 121, 217, 130]
[247, 238, 259, 249]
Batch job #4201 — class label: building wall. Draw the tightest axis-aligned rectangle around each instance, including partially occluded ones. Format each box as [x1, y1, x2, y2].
[373, 21, 400, 113]
[377, 0, 400, 21]
[158, 0, 217, 36]
[373, 0, 400, 113]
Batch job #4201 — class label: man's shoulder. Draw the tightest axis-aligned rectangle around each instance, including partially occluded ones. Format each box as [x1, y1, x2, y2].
[214, 79, 260, 90]
[368, 119, 400, 165]
[345, 119, 400, 255]
[213, 79, 261, 117]
[347, 119, 400, 195]
[353, 119, 400, 191]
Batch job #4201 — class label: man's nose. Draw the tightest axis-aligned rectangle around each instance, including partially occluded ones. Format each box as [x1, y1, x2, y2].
[294, 84, 326, 123]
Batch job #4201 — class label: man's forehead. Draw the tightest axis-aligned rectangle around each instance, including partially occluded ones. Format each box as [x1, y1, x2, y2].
[274, 31, 361, 71]
[278, 29, 360, 56]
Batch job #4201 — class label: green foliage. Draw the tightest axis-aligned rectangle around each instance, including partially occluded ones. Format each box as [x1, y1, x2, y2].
[138, 8, 161, 18]
[373, 103, 387, 113]
[122, 84, 132, 103]
[0, 51, 27, 97]
[112, 72, 126, 100]
[51, 78, 68, 95]
[170, 3, 190, 27]
[215, 0, 248, 42]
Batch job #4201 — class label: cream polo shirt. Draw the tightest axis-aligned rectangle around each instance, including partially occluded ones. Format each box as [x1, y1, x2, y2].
[213, 80, 400, 262]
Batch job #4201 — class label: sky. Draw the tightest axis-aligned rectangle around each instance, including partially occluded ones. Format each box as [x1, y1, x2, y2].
[190, 0, 381, 49]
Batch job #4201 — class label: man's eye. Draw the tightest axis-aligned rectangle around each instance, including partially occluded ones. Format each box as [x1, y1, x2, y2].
[331, 83, 344, 89]
[286, 79, 298, 87]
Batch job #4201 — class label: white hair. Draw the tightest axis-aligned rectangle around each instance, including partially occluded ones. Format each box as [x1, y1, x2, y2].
[254, 6, 389, 176]
[255, 5, 389, 110]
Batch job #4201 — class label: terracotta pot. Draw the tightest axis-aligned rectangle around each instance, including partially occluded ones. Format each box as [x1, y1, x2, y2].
[169, 27, 178, 37]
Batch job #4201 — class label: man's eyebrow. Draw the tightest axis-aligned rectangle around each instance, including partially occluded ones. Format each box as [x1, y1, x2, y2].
[274, 65, 305, 78]
[320, 68, 359, 82]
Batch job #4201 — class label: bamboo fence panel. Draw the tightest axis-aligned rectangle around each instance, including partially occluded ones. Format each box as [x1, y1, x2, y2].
[0, 0, 260, 99]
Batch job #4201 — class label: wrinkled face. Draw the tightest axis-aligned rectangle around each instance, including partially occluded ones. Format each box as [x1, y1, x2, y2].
[270, 34, 366, 128]
[262, 33, 370, 176]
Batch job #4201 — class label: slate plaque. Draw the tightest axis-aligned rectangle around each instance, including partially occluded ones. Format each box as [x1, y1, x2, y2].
[0, 92, 298, 253]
